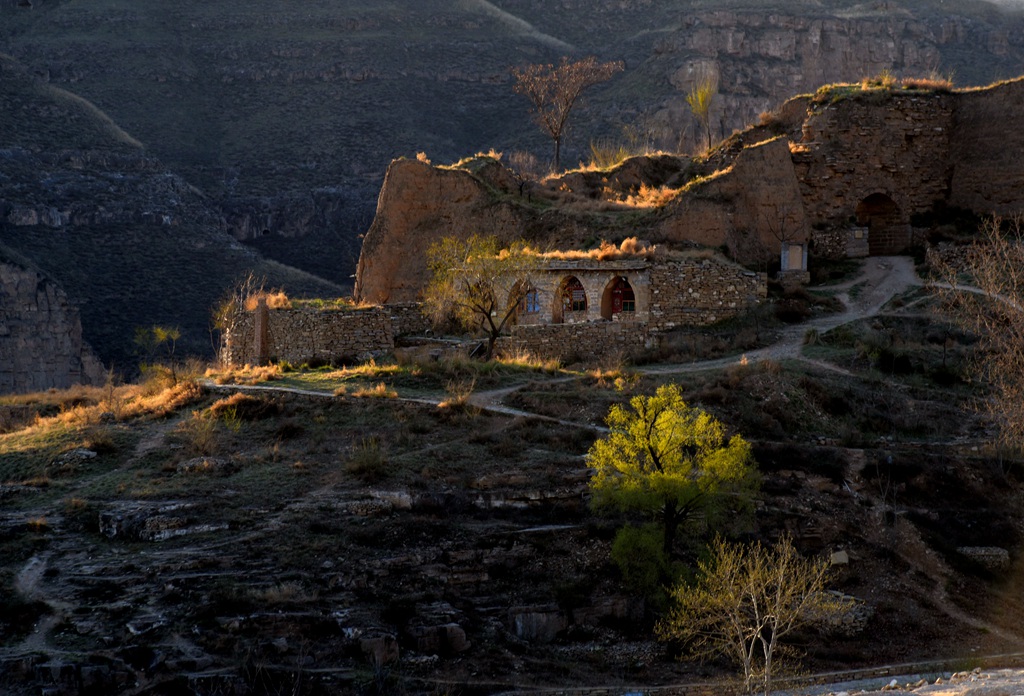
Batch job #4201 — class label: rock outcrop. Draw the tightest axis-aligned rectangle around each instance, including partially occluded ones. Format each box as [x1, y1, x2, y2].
[0, 260, 104, 394]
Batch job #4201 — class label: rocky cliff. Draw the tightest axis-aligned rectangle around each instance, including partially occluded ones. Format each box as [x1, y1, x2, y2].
[355, 77, 1024, 304]
[0, 258, 105, 394]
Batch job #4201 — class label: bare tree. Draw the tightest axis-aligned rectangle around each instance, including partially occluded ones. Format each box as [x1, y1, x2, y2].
[511, 56, 623, 171]
[939, 214, 1024, 456]
[658, 536, 852, 695]
[685, 67, 719, 152]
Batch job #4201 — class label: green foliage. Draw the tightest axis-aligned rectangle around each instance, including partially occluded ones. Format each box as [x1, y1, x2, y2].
[588, 383, 758, 555]
[423, 234, 541, 360]
[658, 536, 852, 695]
[610, 523, 673, 603]
[685, 69, 718, 152]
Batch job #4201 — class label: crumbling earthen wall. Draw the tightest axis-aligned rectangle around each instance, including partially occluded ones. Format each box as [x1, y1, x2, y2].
[0, 261, 105, 394]
[948, 79, 1024, 214]
[793, 91, 955, 231]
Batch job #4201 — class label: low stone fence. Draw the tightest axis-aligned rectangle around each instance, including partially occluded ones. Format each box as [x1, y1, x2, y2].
[497, 321, 652, 364]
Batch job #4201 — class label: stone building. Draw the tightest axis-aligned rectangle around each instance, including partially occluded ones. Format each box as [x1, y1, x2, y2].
[221, 251, 766, 367]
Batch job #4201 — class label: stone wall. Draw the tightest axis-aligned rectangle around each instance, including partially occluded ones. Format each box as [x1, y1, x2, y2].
[497, 321, 652, 364]
[812, 227, 870, 260]
[518, 259, 650, 326]
[388, 302, 432, 336]
[648, 257, 767, 332]
[222, 305, 395, 366]
[0, 261, 105, 394]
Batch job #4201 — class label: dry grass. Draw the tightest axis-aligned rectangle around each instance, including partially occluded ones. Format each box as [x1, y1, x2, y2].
[208, 393, 282, 421]
[207, 364, 282, 385]
[438, 377, 477, 411]
[900, 75, 954, 91]
[530, 237, 656, 261]
[351, 382, 398, 399]
[860, 68, 897, 90]
[496, 346, 562, 372]
[243, 290, 291, 311]
[622, 183, 679, 208]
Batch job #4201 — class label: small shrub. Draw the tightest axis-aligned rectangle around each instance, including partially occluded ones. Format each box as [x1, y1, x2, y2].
[611, 524, 673, 607]
[209, 392, 282, 421]
[438, 378, 477, 411]
[346, 437, 388, 482]
[352, 383, 398, 399]
[181, 411, 219, 456]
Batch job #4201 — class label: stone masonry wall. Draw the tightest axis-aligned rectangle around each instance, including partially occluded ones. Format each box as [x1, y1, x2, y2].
[0, 261, 105, 394]
[648, 257, 767, 332]
[497, 322, 651, 364]
[388, 303, 432, 336]
[222, 306, 394, 366]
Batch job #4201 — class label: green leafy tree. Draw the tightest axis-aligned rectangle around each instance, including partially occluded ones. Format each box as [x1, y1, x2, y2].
[658, 536, 853, 695]
[511, 56, 623, 171]
[588, 383, 758, 556]
[423, 234, 539, 360]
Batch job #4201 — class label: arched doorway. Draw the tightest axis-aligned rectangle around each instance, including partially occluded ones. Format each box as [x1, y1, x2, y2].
[601, 276, 636, 320]
[855, 193, 910, 255]
[554, 276, 587, 323]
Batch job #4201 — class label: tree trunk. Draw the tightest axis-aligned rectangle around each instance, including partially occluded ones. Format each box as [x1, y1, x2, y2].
[553, 135, 562, 172]
[662, 500, 678, 555]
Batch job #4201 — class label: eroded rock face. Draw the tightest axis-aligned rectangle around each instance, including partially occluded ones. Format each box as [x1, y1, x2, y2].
[0, 261, 104, 394]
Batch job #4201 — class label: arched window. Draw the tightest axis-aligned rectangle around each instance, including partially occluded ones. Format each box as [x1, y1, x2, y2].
[518, 287, 540, 314]
[561, 276, 587, 313]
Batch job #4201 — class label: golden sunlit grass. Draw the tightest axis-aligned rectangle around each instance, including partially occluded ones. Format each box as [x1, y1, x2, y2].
[207, 364, 282, 385]
[586, 366, 640, 391]
[242, 289, 291, 311]
[351, 382, 398, 399]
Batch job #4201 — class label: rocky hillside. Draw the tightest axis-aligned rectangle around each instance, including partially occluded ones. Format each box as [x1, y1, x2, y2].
[0, 55, 344, 375]
[3, 289, 1024, 693]
[3, 0, 1024, 287]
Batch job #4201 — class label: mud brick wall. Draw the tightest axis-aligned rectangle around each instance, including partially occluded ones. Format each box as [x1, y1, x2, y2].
[647, 258, 767, 332]
[222, 306, 394, 366]
[497, 321, 652, 363]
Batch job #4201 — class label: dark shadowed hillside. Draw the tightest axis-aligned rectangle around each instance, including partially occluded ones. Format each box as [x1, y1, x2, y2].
[3, 0, 1024, 286]
[0, 55, 343, 372]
